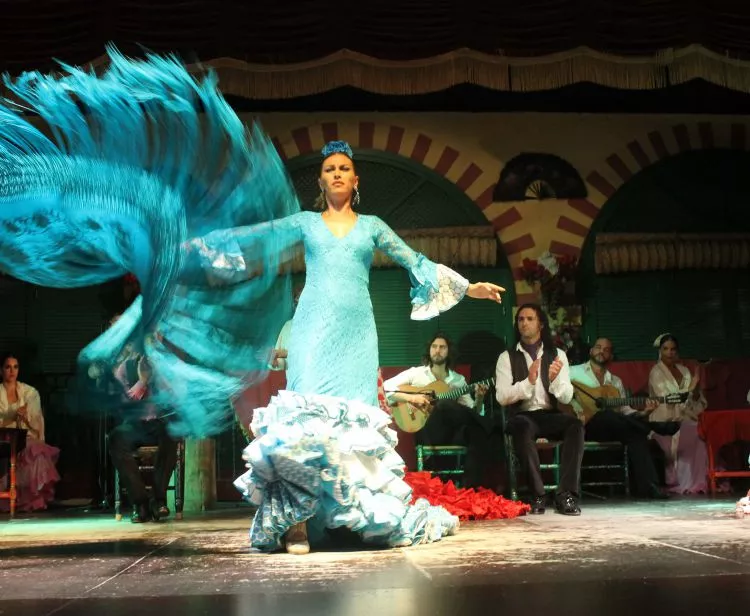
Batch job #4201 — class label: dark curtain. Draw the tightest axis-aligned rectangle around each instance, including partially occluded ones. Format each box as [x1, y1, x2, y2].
[1, 0, 749, 72]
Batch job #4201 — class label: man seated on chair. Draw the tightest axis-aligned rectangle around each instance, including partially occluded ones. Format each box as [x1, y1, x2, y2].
[107, 315, 178, 524]
[383, 332, 497, 489]
[495, 303, 582, 515]
[569, 337, 679, 500]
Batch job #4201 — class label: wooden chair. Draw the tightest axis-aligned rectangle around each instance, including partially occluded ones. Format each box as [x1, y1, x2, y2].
[415, 444, 468, 486]
[503, 411, 628, 498]
[500, 404, 562, 500]
[505, 435, 561, 501]
[412, 367, 485, 488]
[581, 441, 630, 498]
[114, 440, 185, 520]
[0, 428, 27, 519]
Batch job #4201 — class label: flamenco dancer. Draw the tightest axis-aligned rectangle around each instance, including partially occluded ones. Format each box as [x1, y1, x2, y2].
[0, 48, 507, 555]
[232, 139, 506, 554]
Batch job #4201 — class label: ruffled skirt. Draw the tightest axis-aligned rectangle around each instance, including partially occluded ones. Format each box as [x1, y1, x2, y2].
[234, 390, 459, 551]
[0, 440, 60, 512]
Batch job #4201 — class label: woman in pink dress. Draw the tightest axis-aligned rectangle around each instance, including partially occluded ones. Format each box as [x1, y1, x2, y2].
[648, 334, 709, 494]
[0, 353, 60, 511]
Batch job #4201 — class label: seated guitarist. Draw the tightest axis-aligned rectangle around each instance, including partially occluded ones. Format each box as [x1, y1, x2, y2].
[383, 332, 496, 489]
[569, 337, 678, 499]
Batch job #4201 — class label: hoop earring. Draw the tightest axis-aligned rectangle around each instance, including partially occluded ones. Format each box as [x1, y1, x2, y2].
[353, 186, 360, 206]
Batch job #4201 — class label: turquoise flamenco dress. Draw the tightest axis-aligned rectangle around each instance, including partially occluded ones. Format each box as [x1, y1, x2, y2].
[231, 211, 471, 550]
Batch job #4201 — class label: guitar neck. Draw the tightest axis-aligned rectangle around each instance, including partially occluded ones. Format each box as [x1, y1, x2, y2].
[599, 396, 666, 408]
[436, 378, 493, 401]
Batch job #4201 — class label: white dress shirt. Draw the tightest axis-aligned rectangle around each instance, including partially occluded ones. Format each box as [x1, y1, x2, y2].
[495, 343, 574, 411]
[568, 361, 638, 415]
[383, 365, 476, 408]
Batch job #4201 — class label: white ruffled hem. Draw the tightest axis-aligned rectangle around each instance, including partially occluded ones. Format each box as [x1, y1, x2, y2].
[235, 389, 459, 551]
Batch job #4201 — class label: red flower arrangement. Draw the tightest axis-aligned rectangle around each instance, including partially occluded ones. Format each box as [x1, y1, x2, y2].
[519, 251, 578, 310]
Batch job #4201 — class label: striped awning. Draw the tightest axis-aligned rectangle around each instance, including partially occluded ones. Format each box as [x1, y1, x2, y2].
[595, 233, 750, 274]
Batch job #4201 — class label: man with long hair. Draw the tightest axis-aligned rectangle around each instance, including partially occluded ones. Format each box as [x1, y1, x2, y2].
[495, 303, 583, 515]
[384, 332, 496, 488]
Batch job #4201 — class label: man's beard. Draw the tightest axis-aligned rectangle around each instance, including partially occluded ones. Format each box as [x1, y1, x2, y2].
[430, 356, 447, 366]
[591, 354, 608, 367]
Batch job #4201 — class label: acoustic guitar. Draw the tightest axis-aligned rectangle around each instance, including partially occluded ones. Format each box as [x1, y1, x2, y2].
[562, 380, 689, 425]
[390, 377, 494, 433]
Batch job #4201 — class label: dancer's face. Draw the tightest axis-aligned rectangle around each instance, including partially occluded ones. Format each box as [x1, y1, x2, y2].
[319, 153, 358, 204]
[660, 340, 679, 365]
[2, 357, 19, 384]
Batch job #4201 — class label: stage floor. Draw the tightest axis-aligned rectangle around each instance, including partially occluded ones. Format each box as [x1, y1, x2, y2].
[1, 496, 748, 616]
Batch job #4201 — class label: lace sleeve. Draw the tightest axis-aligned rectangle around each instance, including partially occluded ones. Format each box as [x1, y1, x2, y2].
[188, 211, 305, 284]
[371, 216, 469, 320]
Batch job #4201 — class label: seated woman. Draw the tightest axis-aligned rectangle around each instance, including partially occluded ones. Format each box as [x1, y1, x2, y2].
[0, 353, 60, 511]
[648, 334, 709, 494]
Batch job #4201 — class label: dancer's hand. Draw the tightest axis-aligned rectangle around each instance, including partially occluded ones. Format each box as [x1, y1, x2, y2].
[467, 282, 504, 303]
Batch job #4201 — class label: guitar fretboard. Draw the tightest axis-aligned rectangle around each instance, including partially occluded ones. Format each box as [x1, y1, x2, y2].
[600, 397, 656, 408]
[436, 378, 494, 401]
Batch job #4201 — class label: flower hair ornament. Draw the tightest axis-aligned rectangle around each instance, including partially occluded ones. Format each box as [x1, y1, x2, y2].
[653, 332, 672, 348]
[321, 140, 354, 160]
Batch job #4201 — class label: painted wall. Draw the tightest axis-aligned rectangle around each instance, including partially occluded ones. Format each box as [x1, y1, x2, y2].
[246, 112, 750, 304]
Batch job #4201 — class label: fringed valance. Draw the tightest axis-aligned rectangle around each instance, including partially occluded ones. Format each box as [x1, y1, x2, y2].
[6, 45, 750, 100]
[282, 226, 498, 274]
[595, 233, 750, 274]
[77, 45, 750, 98]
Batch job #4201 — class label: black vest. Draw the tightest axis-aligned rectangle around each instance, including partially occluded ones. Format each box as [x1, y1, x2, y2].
[508, 345, 559, 413]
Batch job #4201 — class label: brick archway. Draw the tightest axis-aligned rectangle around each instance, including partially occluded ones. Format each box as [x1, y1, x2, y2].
[556, 122, 750, 256]
[518, 121, 750, 305]
[270, 119, 499, 222]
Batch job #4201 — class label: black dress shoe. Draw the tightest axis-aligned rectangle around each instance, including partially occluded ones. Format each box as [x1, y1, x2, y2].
[131, 502, 152, 524]
[554, 492, 581, 516]
[149, 499, 170, 521]
[529, 495, 546, 514]
[153, 500, 170, 521]
[650, 421, 681, 436]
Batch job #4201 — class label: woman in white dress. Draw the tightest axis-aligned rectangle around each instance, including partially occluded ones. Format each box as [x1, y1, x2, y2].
[0, 353, 60, 511]
[648, 334, 709, 494]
